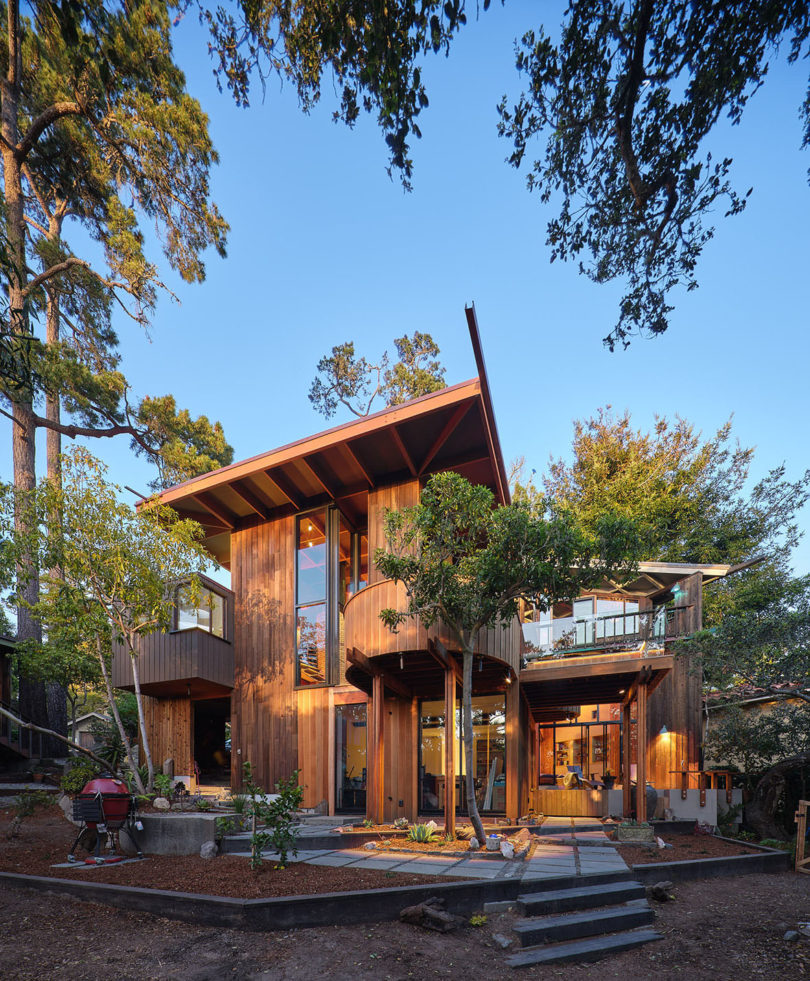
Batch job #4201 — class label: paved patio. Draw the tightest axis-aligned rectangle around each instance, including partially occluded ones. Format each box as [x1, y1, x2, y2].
[230, 817, 630, 881]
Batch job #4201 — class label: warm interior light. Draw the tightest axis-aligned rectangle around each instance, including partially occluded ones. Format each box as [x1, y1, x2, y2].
[504, 674, 512, 685]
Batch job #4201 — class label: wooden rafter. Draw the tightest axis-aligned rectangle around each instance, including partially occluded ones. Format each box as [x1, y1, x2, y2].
[427, 638, 463, 684]
[390, 425, 417, 477]
[230, 481, 270, 520]
[192, 492, 235, 529]
[344, 442, 374, 488]
[300, 456, 335, 499]
[419, 400, 473, 475]
[264, 468, 302, 510]
[347, 647, 412, 700]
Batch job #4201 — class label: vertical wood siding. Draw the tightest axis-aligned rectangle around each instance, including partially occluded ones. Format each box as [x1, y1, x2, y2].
[142, 695, 193, 777]
[367, 481, 420, 585]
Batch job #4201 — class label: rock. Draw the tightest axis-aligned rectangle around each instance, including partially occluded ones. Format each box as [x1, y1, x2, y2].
[799, 922, 810, 939]
[363, 841, 377, 850]
[58, 793, 80, 826]
[199, 841, 218, 859]
[468, 837, 480, 851]
[152, 797, 171, 811]
[784, 931, 800, 942]
[425, 819, 438, 833]
[648, 880, 674, 903]
[492, 933, 512, 950]
[512, 828, 532, 844]
[499, 840, 515, 860]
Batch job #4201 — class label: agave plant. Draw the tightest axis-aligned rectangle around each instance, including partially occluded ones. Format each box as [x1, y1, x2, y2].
[407, 822, 439, 843]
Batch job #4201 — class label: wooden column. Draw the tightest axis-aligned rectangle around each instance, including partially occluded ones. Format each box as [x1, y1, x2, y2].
[622, 701, 632, 818]
[637, 682, 648, 823]
[506, 680, 520, 821]
[444, 667, 456, 836]
[369, 672, 386, 823]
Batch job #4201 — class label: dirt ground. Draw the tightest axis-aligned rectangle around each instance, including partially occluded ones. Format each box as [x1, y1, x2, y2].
[0, 871, 807, 980]
[616, 834, 762, 865]
[0, 806, 459, 897]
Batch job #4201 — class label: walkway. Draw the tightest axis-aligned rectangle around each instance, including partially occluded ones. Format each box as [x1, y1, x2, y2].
[227, 816, 630, 882]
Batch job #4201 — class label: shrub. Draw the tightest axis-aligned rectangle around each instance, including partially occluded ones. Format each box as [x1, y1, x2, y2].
[7, 790, 54, 838]
[153, 773, 174, 797]
[61, 758, 102, 796]
[393, 816, 409, 829]
[407, 823, 438, 843]
[241, 762, 304, 870]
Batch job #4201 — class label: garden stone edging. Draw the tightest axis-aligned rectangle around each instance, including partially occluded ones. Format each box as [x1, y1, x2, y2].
[631, 846, 790, 883]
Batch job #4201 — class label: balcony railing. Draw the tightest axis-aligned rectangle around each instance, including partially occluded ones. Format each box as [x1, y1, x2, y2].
[523, 605, 694, 662]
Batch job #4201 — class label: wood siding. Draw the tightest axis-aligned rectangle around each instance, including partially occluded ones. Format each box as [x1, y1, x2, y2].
[230, 514, 298, 791]
[531, 788, 608, 817]
[367, 481, 421, 585]
[111, 628, 234, 694]
[345, 578, 522, 675]
[142, 695, 194, 778]
[296, 686, 332, 809]
[382, 696, 418, 821]
[647, 651, 702, 788]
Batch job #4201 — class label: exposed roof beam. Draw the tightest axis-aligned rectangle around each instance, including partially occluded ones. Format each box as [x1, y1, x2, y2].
[427, 638, 463, 684]
[192, 492, 235, 530]
[419, 400, 473, 475]
[230, 481, 270, 520]
[465, 304, 509, 504]
[300, 456, 336, 499]
[344, 443, 374, 488]
[390, 425, 417, 478]
[265, 469, 302, 510]
[347, 647, 412, 700]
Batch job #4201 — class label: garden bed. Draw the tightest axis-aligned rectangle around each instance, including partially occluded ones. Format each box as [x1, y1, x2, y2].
[0, 805, 460, 899]
[617, 833, 764, 865]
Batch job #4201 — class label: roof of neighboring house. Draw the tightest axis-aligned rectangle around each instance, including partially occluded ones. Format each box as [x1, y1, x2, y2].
[589, 559, 759, 599]
[72, 711, 111, 727]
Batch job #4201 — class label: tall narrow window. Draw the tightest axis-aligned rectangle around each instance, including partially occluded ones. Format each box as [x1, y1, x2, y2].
[296, 512, 327, 686]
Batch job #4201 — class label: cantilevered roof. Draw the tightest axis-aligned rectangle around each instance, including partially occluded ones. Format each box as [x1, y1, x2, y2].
[588, 558, 761, 599]
[149, 376, 508, 567]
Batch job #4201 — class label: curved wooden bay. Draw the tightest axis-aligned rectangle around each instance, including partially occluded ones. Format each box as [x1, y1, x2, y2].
[344, 578, 521, 675]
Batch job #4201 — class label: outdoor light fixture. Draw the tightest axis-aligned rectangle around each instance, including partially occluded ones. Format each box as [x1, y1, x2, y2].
[478, 656, 483, 672]
[659, 725, 669, 735]
[504, 674, 512, 685]
[400, 654, 404, 671]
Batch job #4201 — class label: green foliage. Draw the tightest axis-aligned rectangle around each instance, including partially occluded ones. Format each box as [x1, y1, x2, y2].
[229, 794, 248, 815]
[362, 818, 375, 829]
[241, 762, 304, 870]
[61, 758, 103, 796]
[392, 816, 409, 829]
[7, 790, 54, 838]
[152, 773, 174, 797]
[469, 914, 487, 927]
[308, 332, 445, 419]
[703, 702, 810, 788]
[497, 3, 810, 347]
[407, 823, 439, 843]
[195, 797, 213, 812]
[717, 802, 743, 836]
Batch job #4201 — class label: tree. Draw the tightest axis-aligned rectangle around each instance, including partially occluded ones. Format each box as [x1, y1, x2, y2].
[308, 332, 446, 419]
[375, 471, 638, 841]
[497, 2, 810, 348]
[0, 0, 232, 733]
[0, 448, 210, 793]
[541, 409, 810, 611]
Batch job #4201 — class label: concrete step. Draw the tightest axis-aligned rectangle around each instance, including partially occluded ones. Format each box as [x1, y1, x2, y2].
[513, 900, 654, 947]
[507, 928, 663, 967]
[518, 880, 645, 916]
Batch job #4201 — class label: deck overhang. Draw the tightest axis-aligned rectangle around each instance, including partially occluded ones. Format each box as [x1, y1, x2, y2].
[520, 651, 673, 722]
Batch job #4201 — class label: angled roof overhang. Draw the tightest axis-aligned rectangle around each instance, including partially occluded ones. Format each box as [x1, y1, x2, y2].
[587, 558, 761, 599]
[147, 378, 508, 567]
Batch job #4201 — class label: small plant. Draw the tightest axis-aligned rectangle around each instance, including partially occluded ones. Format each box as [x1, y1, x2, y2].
[362, 818, 375, 828]
[195, 797, 213, 812]
[407, 823, 439, 843]
[61, 758, 102, 796]
[392, 816, 409, 829]
[469, 914, 487, 927]
[6, 790, 53, 839]
[153, 773, 174, 797]
[241, 762, 304, 870]
[229, 794, 248, 815]
[215, 814, 241, 841]
[444, 833, 455, 844]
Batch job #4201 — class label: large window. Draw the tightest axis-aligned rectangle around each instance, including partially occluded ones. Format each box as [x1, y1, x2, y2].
[296, 508, 367, 687]
[176, 584, 226, 639]
[335, 702, 366, 811]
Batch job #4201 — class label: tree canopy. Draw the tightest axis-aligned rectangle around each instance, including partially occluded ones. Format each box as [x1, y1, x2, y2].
[497, 1, 810, 348]
[308, 332, 446, 419]
[375, 470, 639, 840]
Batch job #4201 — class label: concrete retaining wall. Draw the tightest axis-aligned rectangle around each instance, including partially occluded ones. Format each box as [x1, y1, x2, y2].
[121, 813, 222, 856]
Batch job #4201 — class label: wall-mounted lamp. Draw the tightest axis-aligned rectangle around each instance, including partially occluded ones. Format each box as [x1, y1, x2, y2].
[659, 725, 669, 735]
[400, 654, 404, 671]
[504, 674, 512, 686]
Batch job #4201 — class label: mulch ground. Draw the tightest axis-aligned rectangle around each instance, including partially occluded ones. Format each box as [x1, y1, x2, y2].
[617, 833, 763, 865]
[0, 871, 808, 980]
[0, 804, 460, 898]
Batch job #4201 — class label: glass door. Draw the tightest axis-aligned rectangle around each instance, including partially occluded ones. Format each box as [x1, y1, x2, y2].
[335, 702, 367, 811]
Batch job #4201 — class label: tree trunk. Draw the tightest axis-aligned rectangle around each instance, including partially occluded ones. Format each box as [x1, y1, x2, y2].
[745, 750, 810, 841]
[3, 0, 47, 738]
[128, 643, 155, 793]
[0, 704, 113, 770]
[96, 640, 144, 794]
[461, 645, 485, 844]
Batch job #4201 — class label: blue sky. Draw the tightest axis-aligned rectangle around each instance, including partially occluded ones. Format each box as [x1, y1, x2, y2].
[4, 2, 809, 575]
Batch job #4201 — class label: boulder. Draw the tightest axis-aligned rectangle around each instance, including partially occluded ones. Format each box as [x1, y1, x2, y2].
[468, 837, 480, 851]
[363, 841, 377, 850]
[784, 931, 800, 942]
[152, 797, 171, 811]
[499, 840, 515, 860]
[648, 880, 674, 903]
[400, 897, 461, 933]
[200, 840, 218, 859]
[492, 933, 512, 950]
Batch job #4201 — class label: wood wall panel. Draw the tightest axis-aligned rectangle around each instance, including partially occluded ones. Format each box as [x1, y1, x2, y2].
[230, 514, 298, 791]
[382, 696, 418, 821]
[142, 695, 193, 778]
[296, 687, 332, 809]
[367, 481, 420, 585]
[112, 627, 234, 693]
[647, 652, 702, 788]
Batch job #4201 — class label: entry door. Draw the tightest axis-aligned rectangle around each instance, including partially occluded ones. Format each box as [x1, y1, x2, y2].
[335, 702, 367, 811]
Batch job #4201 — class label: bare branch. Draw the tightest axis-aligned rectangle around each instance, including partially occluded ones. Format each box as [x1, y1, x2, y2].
[18, 101, 83, 160]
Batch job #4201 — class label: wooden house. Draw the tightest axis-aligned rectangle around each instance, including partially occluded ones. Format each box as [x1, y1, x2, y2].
[112, 312, 742, 825]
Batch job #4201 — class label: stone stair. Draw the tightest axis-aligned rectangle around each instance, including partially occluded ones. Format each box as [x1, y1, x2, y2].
[506, 877, 662, 967]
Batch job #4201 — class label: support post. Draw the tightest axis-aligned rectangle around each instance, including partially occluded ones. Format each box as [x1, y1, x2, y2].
[369, 672, 386, 823]
[622, 701, 632, 818]
[637, 682, 648, 823]
[444, 666, 456, 837]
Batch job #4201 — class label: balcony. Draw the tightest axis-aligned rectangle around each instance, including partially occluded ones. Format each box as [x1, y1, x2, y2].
[112, 628, 234, 698]
[522, 605, 695, 663]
